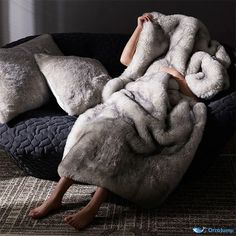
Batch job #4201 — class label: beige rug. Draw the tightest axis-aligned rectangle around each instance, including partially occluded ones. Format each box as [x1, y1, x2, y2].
[0, 149, 235, 236]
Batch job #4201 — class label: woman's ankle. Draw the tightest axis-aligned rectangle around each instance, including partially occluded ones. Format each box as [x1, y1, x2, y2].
[48, 192, 63, 203]
[84, 203, 100, 214]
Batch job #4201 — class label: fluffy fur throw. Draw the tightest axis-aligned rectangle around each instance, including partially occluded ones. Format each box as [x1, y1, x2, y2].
[58, 12, 230, 208]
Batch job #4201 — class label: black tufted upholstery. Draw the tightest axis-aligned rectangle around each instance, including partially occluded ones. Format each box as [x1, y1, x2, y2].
[0, 33, 235, 181]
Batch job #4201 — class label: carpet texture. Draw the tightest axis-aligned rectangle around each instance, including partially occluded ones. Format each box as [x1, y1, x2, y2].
[0, 149, 235, 236]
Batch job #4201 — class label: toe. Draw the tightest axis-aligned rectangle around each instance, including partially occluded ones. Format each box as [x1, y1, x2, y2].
[29, 212, 38, 218]
[67, 219, 74, 227]
[28, 210, 37, 217]
[28, 211, 33, 216]
[64, 215, 73, 222]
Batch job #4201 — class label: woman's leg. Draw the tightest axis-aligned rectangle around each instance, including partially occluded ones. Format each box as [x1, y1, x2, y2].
[28, 176, 74, 218]
[64, 186, 109, 230]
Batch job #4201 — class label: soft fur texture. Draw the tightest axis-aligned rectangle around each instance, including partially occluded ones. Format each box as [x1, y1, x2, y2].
[102, 12, 230, 101]
[34, 54, 111, 115]
[0, 34, 63, 123]
[58, 12, 230, 208]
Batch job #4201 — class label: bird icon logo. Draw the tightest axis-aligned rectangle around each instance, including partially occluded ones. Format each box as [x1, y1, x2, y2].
[192, 226, 206, 234]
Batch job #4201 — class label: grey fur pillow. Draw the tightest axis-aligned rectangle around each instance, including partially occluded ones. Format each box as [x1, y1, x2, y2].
[34, 53, 111, 115]
[0, 34, 63, 123]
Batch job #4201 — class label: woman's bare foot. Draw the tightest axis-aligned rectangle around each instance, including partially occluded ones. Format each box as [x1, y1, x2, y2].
[64, 205, 97, 230]
[28, 196, 62, 219]
[64, 186, 109, 230]
[28, 177, 74, 219]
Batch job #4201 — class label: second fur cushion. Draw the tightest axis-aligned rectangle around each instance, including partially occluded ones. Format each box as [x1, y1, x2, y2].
[35, 54, 111, 115]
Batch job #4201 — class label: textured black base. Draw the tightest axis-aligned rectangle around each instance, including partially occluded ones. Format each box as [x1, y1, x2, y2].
[0, 104, 76, 180]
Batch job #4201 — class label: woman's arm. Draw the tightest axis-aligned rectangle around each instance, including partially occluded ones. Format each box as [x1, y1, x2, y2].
[120, 13, 153, 66]
[160, 67, 198, 101]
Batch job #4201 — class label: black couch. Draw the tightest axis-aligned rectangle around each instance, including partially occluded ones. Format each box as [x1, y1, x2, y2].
[0, 32, 235, 182]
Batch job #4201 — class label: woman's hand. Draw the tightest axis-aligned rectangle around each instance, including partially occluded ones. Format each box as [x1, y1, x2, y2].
[137, 13, 153, 28]
[160, 67, 198, 101]
[120, 13, 153, 67]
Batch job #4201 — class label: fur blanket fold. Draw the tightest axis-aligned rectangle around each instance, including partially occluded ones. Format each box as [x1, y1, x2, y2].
[57, 12, 230, 208]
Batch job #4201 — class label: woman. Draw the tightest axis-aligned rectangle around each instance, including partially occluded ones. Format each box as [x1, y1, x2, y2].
[28, 13, 197, 231]
[120, 13, 197, 100]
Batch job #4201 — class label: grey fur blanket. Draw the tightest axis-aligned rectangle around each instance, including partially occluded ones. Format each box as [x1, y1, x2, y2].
[58, 12, 230, 208]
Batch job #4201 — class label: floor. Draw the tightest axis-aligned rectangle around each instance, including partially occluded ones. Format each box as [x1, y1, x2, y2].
[0, 149, 235, 236]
